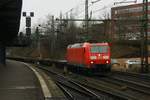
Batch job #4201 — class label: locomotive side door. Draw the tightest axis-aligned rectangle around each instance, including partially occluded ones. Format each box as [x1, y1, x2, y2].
[84, 46, 91, 68]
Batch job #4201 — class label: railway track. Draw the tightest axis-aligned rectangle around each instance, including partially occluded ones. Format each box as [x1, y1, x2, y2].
[7, 57, 150, 100]
[100, 76, 150, 95]
[112, 71, 150, 85]
[101, 71, 150, 98]
[72, 74, 149, 100]
[38, 66, 105, 100]
[110, 71, 150, 92]
[55, 82, 75, 100]
[37, 65, 145, 100]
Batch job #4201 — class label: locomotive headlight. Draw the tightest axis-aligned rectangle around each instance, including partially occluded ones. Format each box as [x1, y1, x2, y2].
[103, 56, 109, 59]
[90, 61, 94, 64]
[106, 61, 109, 64]
[90, 56, 97, 60]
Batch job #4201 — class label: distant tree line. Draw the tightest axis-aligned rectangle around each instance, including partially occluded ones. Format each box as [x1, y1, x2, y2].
[28, 14, 113, 59]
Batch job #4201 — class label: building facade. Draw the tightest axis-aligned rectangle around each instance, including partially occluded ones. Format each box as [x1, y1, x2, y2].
[111, 2, 150, 40]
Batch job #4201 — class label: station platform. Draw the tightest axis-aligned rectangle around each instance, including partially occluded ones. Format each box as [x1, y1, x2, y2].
[0, 60, 65, 100]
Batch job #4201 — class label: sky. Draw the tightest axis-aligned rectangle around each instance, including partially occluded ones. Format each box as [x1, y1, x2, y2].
[20, 0, 142, 31]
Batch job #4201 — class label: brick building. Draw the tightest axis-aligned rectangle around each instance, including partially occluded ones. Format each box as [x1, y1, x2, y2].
[111, 2, 150, 40]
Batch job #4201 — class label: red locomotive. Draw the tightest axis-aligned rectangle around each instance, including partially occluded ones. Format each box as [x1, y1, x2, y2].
[66, 42, 111, 73]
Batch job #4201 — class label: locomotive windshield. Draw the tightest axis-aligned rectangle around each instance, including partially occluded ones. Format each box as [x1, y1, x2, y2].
[90, 46, 109, 53]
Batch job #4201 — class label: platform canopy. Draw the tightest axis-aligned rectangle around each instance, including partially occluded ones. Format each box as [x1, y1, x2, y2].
[0, 0, 22, 45]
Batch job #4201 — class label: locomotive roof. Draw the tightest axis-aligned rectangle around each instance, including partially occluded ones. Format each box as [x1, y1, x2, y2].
[67, 43, 84, 48]
[67, 42, 109, 48]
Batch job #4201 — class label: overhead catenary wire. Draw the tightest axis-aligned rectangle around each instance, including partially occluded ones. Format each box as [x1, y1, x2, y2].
[75, 0, 102, 18]
[63, 0, 138, 20]
[62, 0, 85, 17]
[114, 0, 137, 5]
[76, 1, 114, 19]
[63, 0, 104, 19]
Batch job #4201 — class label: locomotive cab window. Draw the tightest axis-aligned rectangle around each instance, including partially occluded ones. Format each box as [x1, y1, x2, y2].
[90, 46, 109, 53]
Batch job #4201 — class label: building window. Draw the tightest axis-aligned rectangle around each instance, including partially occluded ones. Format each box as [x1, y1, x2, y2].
[128, 7, 142, 13]
[115, 10, 118, 14]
